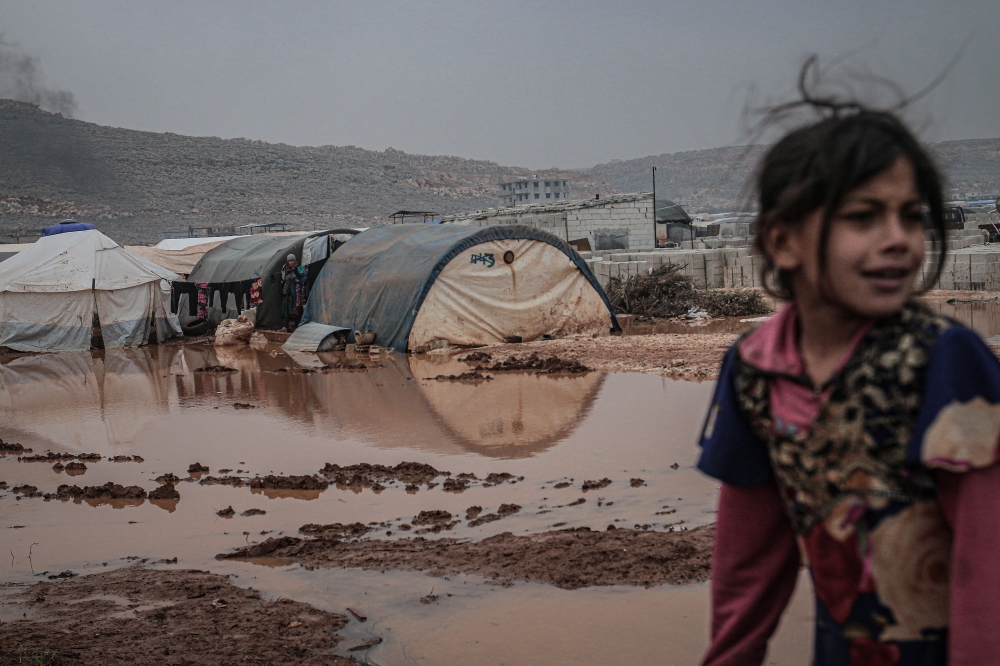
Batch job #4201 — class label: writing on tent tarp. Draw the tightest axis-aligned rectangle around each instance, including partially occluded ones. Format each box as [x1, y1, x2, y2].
[470, 253, 495, 268]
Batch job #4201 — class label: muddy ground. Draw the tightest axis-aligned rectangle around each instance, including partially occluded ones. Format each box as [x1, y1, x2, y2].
[0, 568, 355, 665]
[461, 333, 737, 380]
[458, 290, 1000, 381]
[221, 524, 715, 589]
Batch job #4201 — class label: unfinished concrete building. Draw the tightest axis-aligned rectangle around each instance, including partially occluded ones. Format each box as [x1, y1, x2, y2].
[445, 192, 654, 250]
[498, 176, 572, 207]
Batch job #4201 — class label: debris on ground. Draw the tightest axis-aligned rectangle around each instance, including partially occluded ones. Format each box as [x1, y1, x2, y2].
[348, 636, 383, 651]
[216, 506, 235, 517]
[630, 478, 646, 488]
[218, 525, 714, 589]
[187, 462, 210, 474]
[0, 568, 353, 664]
[606, 264, 770, 319]
[155, 473, 181, 485]
[194, 364, 238, 373]
[241, 508, 266, 516]
[233, 402, 256, 409]
[299, 523, 375, 539]
[65, 461, 87, 472]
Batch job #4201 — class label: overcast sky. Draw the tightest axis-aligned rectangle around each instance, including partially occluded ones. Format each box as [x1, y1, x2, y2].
[2, 0, 998, 168]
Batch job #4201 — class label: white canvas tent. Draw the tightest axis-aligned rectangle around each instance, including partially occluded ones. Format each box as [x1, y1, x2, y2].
[0, 230, 182, 352]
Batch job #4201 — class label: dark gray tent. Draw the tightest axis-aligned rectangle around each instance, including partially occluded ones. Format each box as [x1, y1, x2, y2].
[178, 230, 359, 329]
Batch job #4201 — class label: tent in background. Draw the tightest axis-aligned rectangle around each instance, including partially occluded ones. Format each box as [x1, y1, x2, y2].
[0, 230, 182, 352]
[180, 229, 360, 329]
[126, 239, 233, 277]
[303, 224, 618, 352]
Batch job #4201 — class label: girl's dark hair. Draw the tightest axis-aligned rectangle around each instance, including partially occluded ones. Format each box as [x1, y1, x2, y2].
[752, 60, 947, 298]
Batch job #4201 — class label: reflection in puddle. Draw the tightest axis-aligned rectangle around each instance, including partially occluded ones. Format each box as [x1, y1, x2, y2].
[0, 342, 808, 664]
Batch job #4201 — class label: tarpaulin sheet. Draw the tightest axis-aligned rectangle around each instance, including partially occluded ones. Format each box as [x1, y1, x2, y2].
[302, 224, 618, 352]
[0, 230, 181, 352]
[126, 242, 230, 277]
[408, 237, 611, 350]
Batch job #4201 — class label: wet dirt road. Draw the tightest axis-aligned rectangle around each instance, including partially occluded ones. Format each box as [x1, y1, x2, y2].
[1, 342, 811, 664]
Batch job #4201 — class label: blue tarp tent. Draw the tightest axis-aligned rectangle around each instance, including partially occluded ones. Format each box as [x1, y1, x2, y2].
[303, 224, 618, 352]
[42, 221, 95, 236]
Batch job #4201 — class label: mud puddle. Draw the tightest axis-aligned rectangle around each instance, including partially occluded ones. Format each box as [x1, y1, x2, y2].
[0, 342, 809, 663]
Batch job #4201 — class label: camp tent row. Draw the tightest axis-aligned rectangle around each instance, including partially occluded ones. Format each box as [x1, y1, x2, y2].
[0, 230, 182, 352]
[0, 223, 618, 354]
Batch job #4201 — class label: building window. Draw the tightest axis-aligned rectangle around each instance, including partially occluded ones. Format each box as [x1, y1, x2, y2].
[554, 193, 560, 199]
[534, 181, 539, 188]
[534, 193, 540, 199]
[546, 193, 551, 199]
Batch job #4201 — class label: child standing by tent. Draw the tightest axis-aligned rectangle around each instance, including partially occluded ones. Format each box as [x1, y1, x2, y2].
[697, 95, 1000, 663]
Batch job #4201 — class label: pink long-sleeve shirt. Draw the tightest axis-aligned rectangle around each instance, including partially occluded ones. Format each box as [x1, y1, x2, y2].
[703, 305, 1000, 665]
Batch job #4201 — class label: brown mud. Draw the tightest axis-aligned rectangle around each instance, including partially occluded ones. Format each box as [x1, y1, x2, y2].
[466, 333, 737, 380]
[463, 351, 592, 374]
[0, 568, 354, 665]
[220, 524, 715, 589]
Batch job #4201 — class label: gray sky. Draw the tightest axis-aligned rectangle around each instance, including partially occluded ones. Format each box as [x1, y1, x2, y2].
[2, 0, 998, 168]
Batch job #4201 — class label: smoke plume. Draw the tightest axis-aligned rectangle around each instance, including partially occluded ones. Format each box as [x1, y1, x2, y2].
[0, 36, 76, 117]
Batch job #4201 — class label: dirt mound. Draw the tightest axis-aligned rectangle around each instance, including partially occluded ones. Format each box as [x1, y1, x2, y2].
[468, 503, 521, 527]
[474, 353, 591, 374]
[187, 462, 209, 473]
[47, 482, 147, 500]
[299, 523, 374, 539]
[320, 462, 447, 490]
[12, 484, 43, 498]
[198, 475, 246, 487]
[148, 483, 180, 500]
[430, 371, 493, 382]
[0, 439, 26, 453]
[0, 567, 353, 665]
[582, 478, 612, 491]
[218, 525, 714, 589]
[249, 475, 329, 491]
[18, 451, 77, 462]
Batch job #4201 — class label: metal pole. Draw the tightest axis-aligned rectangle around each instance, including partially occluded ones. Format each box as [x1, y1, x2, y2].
[652, 166, 657, 249]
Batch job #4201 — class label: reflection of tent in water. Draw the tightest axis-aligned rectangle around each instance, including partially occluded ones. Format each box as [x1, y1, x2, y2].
[177, 230, 360, 329]
[266, 353, 605, 458]
[408, 357, 605, 455]
[304, 224, 618, 352]
[0, 230, 182, 352]
[0, 348, 172, 450]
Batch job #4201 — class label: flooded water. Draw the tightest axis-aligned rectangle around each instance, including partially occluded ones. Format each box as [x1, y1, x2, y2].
[924, 298, 1000, 341]
[0, 342, 811, 664]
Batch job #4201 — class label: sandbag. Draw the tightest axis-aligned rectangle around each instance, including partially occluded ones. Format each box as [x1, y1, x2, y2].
[214, 316, 254, 346]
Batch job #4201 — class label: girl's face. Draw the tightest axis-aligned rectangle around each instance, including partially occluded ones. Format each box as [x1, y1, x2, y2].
[769, 156, 927, 320]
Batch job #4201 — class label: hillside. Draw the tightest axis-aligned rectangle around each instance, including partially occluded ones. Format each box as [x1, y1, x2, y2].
[0, 100, 614, 244]
[587, 138, 1000, 211]
[1, 98, 996, 244]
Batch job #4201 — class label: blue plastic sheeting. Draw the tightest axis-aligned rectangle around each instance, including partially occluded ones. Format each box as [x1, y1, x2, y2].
[303, 224, 618, 352]
[42, 222, 95, 236]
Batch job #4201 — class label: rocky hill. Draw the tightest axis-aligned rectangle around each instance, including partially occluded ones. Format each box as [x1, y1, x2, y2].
[1, 98, 996, 244]
[0, 99, 614, 244]
[586, 139, 1000, 211]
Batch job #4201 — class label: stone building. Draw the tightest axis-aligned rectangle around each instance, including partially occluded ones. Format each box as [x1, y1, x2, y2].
[443, 192, 654, 250]
[498, 176, 572, 207]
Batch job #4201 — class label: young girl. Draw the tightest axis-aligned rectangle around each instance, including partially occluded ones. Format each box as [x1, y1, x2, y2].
[698, 105, 1000, 665]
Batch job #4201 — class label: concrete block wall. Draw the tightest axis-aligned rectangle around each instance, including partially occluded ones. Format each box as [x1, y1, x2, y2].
[579, 229, 993, 293]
